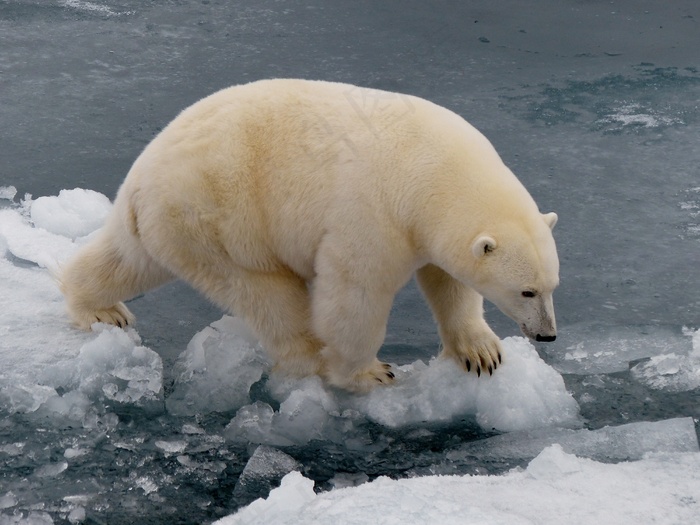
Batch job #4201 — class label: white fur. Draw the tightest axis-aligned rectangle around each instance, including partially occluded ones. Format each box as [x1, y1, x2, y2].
[60, 79, 560, 393]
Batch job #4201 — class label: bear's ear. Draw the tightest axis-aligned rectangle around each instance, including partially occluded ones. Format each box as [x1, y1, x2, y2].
[542, 212, 558, 230]
[472, 235, 497, 258]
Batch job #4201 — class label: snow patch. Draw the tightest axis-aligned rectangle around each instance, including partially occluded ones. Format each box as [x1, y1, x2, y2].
[217, 448, 700, 525]
[0, 208, 76, 269]
[30, 188, 111, 239]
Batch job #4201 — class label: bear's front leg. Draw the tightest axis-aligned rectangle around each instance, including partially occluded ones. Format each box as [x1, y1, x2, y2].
[321, 351, 395, 394]
[312, 274, 397, 393]
[416, 264, 502, 376]
[311, 237, 412, 394]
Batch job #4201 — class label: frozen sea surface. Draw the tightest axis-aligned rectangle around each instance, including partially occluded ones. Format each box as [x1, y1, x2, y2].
[2, 1, 700, 524]
[219, 446, 700, 525]
[0, 187, 699, 523]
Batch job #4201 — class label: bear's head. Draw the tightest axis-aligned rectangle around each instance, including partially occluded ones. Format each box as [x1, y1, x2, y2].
[470, 212, 560, 342]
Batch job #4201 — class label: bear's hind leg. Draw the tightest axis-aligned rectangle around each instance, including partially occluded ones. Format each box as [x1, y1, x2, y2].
[416, 264, 502, 376]
[60, 227, 174, 330]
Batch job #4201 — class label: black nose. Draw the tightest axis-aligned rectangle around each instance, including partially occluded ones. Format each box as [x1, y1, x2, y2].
[535, 334, 556, 342]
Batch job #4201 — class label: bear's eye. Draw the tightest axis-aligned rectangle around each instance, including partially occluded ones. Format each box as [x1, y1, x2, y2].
[521, 291, 536, 298]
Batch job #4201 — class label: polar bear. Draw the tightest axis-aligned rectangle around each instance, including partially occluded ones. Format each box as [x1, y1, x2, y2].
[60, 79, 559, 393]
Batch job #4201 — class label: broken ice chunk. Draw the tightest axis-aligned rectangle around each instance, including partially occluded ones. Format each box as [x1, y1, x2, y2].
[34, 461, 68, 478]
[232, 445, 300, 506]
[227, 376, 370, 447]
[30, 188, 112, 239]
[63, 448, 88, 459]
[0, 384, 58, 414]
[0, 186, 17, 201]
[329, 471, 370, 489]
[176, 455, 227, 474]
[442, 417, 699, 470]
[222, 335, 580, 448]
[630, 328, 700, 392]
[135, 476, 158, 495]
[542, 324, 693, 375]
[353, 337, 580, 432]
[39, 325, 164, 417]
[225, 471, 315, 524]
[182, 423, 206, 435]
[525, 443, 588, 480]
[225, 401, 294, 447]
[0, 443, 25, 457]
[67, 506, 86, 524]
[166, 316, 270, 416]
[155, 440, 187, 456]
[0, 491, 18, 510]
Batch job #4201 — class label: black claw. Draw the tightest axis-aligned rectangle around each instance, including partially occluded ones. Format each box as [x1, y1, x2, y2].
[382, 363, 392, 369]
[376, 377, 384, 383]
[116, 320, 122, 328]
[466, 359, 471, 372]
[498, 352, 502, 364]
[95, 316, 102, 323]
[488, 365, 493, 376]
[386, 371, 395, 379]
[477, 366, 481, 378]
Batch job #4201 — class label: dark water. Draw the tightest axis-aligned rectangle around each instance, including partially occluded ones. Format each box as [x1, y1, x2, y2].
[1, 1, 699, 523]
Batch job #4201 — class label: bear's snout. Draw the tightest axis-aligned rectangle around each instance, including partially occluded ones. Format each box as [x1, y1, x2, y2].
[535, 334, 556, 342]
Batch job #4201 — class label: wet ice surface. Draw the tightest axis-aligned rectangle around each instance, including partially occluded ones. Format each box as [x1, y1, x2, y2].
[1, 189, 699, 523]
[2, 0, 700, 523]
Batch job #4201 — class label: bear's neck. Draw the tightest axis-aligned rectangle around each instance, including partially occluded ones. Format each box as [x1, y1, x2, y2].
[410, 163, 538, 284]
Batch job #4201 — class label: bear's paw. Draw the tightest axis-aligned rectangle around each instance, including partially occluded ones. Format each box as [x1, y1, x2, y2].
[323, 358, 395, 394]
[442, 327, 503, 377]
[71, 302, 135, 331]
